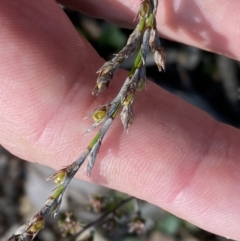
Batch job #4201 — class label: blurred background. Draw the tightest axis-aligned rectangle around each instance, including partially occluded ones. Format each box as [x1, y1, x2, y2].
[1, 6, 240, 241]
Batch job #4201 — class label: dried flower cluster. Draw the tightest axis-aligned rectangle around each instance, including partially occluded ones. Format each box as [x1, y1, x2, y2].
[7, 0, 165, 240]
[58, 212, 81, 237]
[89, 195, 107, 213]
[128, 215, 147, 235]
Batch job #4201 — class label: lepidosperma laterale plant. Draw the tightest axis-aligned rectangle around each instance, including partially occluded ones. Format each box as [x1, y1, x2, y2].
[8, 0, 165, 240]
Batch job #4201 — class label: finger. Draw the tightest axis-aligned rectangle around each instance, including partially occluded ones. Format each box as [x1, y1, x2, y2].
[58, 0, 240, 60]
[1, 1, 240, 240]
[0, 0, 101, 157]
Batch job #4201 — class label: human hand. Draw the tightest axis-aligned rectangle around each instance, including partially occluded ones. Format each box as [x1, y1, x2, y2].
[1, 0, 240, 239]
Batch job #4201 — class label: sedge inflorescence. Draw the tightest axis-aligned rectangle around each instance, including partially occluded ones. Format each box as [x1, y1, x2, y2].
[8, 1, 165, 240]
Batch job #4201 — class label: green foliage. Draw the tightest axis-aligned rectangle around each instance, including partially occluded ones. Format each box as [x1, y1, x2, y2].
[98, 25, 127, 50]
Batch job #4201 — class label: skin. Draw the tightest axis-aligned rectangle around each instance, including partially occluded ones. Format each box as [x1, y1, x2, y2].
[1, 0, 240, 239]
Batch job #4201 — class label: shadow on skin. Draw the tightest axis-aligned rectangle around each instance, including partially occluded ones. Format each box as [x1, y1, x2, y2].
[162, 0, 236, 59]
